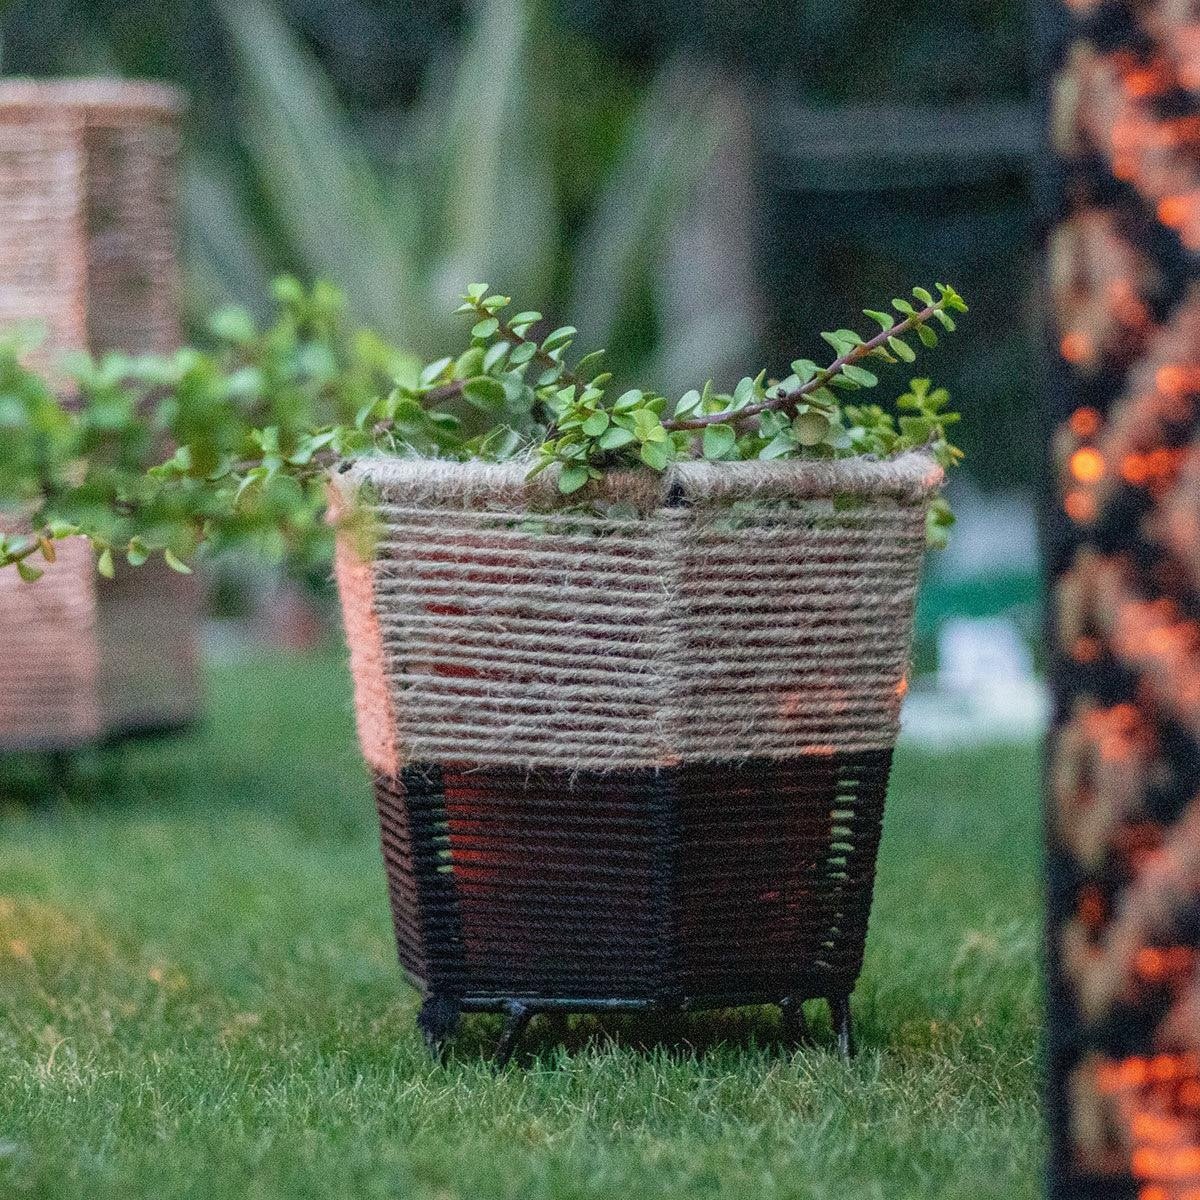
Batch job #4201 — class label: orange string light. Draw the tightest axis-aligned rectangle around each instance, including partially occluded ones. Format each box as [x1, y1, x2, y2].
[1070, 406, 1103, 437]
[1061, 331, 1095, 364]
[1071, 447, 1107, 483]
[1065, 489, 1097, 523]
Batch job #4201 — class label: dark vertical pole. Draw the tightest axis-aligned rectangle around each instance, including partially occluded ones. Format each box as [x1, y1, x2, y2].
[1040, 3, 1200, 1196]
[1031, 6, 1078, 1195]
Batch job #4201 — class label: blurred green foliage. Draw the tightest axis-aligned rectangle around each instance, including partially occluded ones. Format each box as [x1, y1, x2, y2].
[0, 0, 743, 388]
[0, 0, 1033, 486]
[0, 274, 967, 579]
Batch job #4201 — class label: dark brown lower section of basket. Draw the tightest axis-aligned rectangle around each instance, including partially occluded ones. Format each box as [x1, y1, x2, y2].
[373, 750, 892, 1063]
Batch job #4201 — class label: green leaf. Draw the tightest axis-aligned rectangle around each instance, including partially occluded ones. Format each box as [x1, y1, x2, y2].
[841, 364, 878, 388]
[613, 389, 644, 413]
[558, 464, 591, 494]
[633, 409, 667, 441]
[463, 376, 507, 408]
[888, 336, 916, 363]
[598, 425, 636, 450]
[508, 341, 537, 366]
[420, 357, 453, 386]
[354, 399, 379, 430]
[97, 548, 115, 579]
[209, 305, 256, 343]
[916, 324, 939, 348]
[758, 410, 789, 437]
[674, 389, 701, 418]
[821, 331, 856, 355]
[639, 440, 671, 470]
[574, 350, 606, 379]
[759, 432, 797, 459]
[863, 310, 894, 331]
[899, 415, 934, 442]
[164, 549, 193, 574]
[16, 560, 43, 583]
[731, 376, 756, 408]
[466, 283, 489, 301]
[482, 341, 509, 373]
[913, 286, 934, 305]
[933, 309, 957, 331]
[541, 326, 577, 352]
[892, 298, 915, 316]
[126, 540, 150, 568]
[582, 411, 610, 436]
[793, 411, 830, 446]
[509, 310, 542, 334]
[702, 423, 737, 460]
[454, 347, 485, 379]
[936, 283, 969, 313]
[272, 276, 305, 306]
[471, 317, 500, 339]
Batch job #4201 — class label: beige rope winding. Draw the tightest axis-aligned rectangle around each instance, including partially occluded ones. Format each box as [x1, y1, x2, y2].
[334, 453, 941, 774]
[0, 79, 198, 750]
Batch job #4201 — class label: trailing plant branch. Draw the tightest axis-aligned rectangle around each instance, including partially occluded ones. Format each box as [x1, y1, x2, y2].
[0, 277, 969, 581]
[460, 294, 583, 392]
[661, 293, 959, 432]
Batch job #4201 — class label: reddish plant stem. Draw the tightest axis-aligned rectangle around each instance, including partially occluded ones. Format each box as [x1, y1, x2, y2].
[661, 300, 945, 432]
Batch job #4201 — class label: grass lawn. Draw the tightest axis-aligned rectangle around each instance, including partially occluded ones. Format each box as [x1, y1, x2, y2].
[0, 649, 1043, 1200]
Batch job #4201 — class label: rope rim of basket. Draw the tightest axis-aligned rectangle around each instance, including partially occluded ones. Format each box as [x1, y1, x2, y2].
[339, 450, 944, 512]
[0, 78, 184, 122]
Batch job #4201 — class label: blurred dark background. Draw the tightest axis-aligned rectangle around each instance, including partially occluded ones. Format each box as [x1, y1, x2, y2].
[0, 0, 1036, 487]
[0, 0, 1042, 706]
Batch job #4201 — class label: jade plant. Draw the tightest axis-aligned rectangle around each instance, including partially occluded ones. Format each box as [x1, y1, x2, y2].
[0, 279, 967, 580]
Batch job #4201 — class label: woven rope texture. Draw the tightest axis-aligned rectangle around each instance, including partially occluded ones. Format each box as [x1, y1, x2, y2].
[375, 752, 892, 1005]
[337, 453, 936, 1008]
[0, 79, 199, 751]
[334, 453, 940, 774]
[0, 535, 102, 752]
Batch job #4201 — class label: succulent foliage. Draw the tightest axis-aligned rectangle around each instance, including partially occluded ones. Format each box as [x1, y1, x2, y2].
[0, 279, 966, 578]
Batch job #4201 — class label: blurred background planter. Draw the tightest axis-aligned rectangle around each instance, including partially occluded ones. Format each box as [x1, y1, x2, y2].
[0, 80, 201, 754]
[332, 452, 941, 1063]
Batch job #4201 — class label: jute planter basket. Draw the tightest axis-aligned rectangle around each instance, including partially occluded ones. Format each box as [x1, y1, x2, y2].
[0, 80, 201, 753]
[333, 451, 942, 1063]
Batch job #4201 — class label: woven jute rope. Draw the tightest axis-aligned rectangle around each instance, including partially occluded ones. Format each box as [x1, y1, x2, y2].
[0, 79, 197, 750]
[0, 79, 182, 370]
[334, 452, 941, 774]
[0, 532, 102, 752]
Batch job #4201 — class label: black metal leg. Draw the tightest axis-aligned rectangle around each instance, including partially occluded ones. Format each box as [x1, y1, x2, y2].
[417, 994, 461, 1062]
[778, 996, 812, 1045]
[492, 1001, 532, 1069]
[830, 995, 855, 1058]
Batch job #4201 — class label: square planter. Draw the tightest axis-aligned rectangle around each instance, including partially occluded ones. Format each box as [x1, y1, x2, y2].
[0, 79, 202, 752]
[333, 452, 940, 1061]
